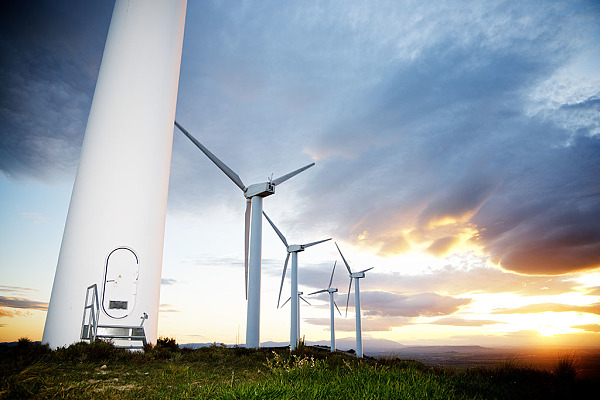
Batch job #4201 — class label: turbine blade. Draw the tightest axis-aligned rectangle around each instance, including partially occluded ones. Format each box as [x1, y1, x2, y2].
[308, 289, 328, 296]
[357, 267, 374, 274]
[281, 296, 291, 308]
[277, 252, 290, 308]
[335, 242, 353, 275]
[333, 299, 342, 316]
[303, 238, 331, 248]
[345, 278, 352, 318]
[271, 162, 315, 186]
[245, 199, 251, 300]
[174, 121, 246, 191]
[328, 261, 337, 289]
[300, 295, 311, 306]
[262, 211, 288, 247]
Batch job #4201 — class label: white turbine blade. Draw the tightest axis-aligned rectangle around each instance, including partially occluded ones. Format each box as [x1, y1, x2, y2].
[281, 296, 291, 308]
[345, 278, 352, 318]
[244, 198, 251, 300]
[335, 242, 353, 275]
[308, 289, 328, 296]
[333, 299, 342, 316]
[174, 121, 246, 191]
[300, 295, 311, 306]
[328, 261, 337, 289]
[277, 252, 291, 308]
[357, 267, 374, 274]
[262, 211, 288, 247]
[303, 238, 331, 248]
[271, 162, 315, 186]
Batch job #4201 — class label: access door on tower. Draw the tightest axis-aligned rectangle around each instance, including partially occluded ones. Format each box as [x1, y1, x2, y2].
[102, 247, 140, 319]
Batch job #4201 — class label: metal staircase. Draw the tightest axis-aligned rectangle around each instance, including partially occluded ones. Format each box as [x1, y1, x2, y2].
[81, 284, 100, 342]
[81, 284, 148, 349]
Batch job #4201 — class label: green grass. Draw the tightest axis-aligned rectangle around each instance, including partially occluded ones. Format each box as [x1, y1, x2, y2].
[0, 338, 594, 399]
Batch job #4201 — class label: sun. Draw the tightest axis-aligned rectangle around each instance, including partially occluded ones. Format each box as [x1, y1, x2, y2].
[506, 311, 589, 337]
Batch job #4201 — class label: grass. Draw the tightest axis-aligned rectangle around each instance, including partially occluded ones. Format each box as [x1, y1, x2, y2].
[0, 338, 595, 399]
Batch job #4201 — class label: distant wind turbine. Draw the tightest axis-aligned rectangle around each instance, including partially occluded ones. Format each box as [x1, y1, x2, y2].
[336, 242, 373, 358]
[175, 121, 314, 348]
[309, 261, 342, 352]
[281, 290, 311, 346]
[263, 211, 330, 350]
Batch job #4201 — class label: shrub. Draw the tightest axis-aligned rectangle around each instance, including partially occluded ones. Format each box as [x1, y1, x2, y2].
[554, 352, 579, 381]
[155, 336, 179, 352]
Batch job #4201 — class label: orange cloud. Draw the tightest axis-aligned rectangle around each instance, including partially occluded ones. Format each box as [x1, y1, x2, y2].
[430, 317, 506, 327]
[426, 236, 459, 257]
[0, 296, 48, 311]
[493, 302, 600, 315]
[571, 324, 600, 332]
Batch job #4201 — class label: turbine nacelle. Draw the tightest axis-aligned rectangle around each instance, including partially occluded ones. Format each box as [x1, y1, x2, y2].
[244, 182, 275, 198]
[350, 271, 366, 279]
[288, 244, 304, 252]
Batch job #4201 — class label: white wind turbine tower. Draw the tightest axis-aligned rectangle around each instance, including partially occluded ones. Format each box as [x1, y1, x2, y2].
[174, 122, 314, 348]
[280, 290, 311, 346]
[262, 211, 330, 350]
[308, 261, 342, 352]
[336, 242, 374, 358]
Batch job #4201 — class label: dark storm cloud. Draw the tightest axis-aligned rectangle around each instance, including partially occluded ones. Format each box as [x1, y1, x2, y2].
[0, 296, 48, 311]
[299, 2, 600, 276]
[0, 1, 113, 180]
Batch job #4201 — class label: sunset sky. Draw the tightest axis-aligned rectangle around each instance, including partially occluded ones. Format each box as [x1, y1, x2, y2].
[1, 0, 599, 349]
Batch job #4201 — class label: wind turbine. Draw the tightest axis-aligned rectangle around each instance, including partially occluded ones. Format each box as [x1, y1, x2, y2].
[280, 290, 311, 346]
[174, 121, 314, 348]
[262, 211, 330, 350]
[335, 242, 373, 358]
[309, 261, 342, 352]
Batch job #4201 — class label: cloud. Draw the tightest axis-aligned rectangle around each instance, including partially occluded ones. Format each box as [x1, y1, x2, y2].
[161, 278, 178, 286]
[429, 317, 506, 327]
[571, 324, 600, 333]
[0, 309, 15, 317]
[0, 309, 28, 318]
[0, 1, 113, 180]
[159, 304, 181, 313]
[20, 212, 47, 224]
[305, 316, 411, 332]
[296, 2, 600, 276]
[0, 296, 48, 311]
[586, 287, 600, 296]
[493, 302, 600, 315]
[0, 285, 37, 295]
[357, 291, 471, 318]
[300, 261, 581, 298]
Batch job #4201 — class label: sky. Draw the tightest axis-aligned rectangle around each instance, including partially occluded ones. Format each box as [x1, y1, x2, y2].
[1, 0, 600, 349]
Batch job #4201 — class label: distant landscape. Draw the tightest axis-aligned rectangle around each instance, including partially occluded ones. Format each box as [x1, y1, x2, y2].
[181, 339, 600, 380]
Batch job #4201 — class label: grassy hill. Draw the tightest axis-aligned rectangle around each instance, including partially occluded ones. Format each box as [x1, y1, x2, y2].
[0, 338, 594, 399]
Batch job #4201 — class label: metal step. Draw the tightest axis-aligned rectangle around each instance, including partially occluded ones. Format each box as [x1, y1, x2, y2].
[96, 325, 147, 348]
